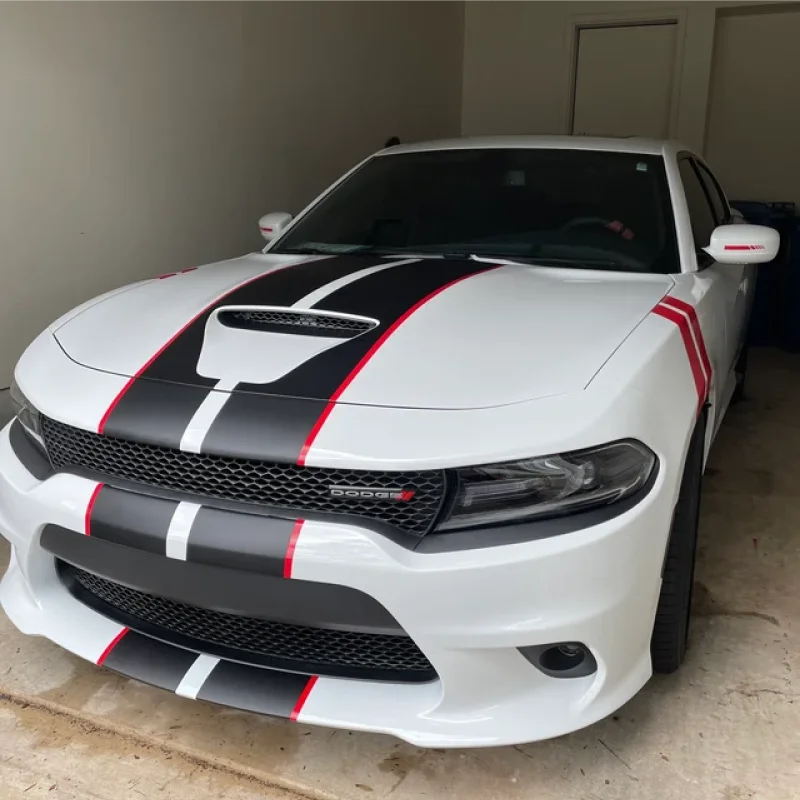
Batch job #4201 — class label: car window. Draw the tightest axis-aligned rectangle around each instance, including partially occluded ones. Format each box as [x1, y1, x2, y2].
[678, 158, 717, 249]
[694, 161, 730, 224]
[273, 149, 680, 274]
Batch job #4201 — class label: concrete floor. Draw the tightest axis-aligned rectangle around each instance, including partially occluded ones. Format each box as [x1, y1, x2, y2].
[1, 349, 799, 800]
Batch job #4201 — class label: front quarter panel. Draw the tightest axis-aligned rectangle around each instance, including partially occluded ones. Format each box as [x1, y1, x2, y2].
[14, 330, 128, 433]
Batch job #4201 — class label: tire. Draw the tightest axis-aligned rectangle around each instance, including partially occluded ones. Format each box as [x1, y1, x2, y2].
[650, 415, 705, 674]
[731, 345, 748, 404]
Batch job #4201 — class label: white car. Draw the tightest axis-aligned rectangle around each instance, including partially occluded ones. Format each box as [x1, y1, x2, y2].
[0, 136, 779, 747]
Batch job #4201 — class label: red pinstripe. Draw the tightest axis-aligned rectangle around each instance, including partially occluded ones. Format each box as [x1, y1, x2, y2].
[96, 264, 300, 435]
[283, 519, 305, 579]
[297, 267, 501, 466]
[659, 296, 713, 383]
[96, 627, 129, 665]
[84, 483, 104, 536]
[652, 300, 707, 416]
[289, 675, 318, 721]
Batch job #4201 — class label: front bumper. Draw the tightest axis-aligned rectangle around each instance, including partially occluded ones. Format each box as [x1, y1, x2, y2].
[0, 421, 674, 747]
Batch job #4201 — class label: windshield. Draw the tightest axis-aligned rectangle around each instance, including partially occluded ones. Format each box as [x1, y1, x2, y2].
[272, 148, 679, 273]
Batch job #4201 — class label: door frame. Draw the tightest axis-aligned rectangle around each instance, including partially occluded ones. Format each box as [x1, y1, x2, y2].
[563, 7, 689, 137]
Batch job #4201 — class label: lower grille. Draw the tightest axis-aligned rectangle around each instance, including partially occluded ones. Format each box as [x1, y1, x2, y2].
[61, 563, 436, 683]
[41, 416, 446, 537]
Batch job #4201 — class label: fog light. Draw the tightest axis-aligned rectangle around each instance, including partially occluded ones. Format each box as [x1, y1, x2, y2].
[518, 641, 598, 678]
[540, 643, 586, 672]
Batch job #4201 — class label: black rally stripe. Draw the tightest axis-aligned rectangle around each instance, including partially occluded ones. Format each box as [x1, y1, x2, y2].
[186, 506, 296, 578]
[98, 381, 211, 450]
[89, 486, 178, 555]
[101, 631, 198, 691]
[202, 259, 495, 460]
[199, 393, 328, 461]
[100, 255, 385, 445]
[197, 660, 312, 718]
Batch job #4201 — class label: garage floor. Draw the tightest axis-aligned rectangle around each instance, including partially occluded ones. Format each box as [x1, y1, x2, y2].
[1, 350, 798, 800]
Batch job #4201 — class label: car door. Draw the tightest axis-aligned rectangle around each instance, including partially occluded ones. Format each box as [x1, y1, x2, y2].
[693, 157, 755, 369]
[676, 154, 742, 406]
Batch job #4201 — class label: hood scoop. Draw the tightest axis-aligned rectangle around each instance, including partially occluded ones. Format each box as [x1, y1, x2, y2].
[217, 307, 377, 339]
[195, 306, 379, 386]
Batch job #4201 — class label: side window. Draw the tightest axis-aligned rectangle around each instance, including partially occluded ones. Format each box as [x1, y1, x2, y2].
[694, 161, 730, 224]
[678, 158, 716, 249]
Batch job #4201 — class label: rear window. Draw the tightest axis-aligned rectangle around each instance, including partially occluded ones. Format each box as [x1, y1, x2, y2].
[274, 148, 679, 274]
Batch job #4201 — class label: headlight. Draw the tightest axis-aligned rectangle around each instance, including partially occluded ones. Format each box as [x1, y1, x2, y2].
[9, 378, 42, 440]
[437, 440, 656, 531]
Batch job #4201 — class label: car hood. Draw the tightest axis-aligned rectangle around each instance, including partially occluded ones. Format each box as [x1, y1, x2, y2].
[53, 253, 672, 410]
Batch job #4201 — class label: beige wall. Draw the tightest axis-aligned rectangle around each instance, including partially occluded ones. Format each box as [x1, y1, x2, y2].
[0, 1, 464, 383]
[462, 2, 776, 151]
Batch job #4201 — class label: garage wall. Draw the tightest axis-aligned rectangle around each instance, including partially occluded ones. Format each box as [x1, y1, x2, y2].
[462, 2, 793, 190]
[0, 1, 464, 384]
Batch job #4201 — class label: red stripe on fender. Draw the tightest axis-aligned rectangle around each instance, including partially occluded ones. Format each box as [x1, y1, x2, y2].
[97, 266, 297, 435]
[84, 483, 104, 536]
[96, 627, 129, 665]
[660, 296, 713, 384]
[652, 304, 706, 415]
[297, 267, 501, 465]
[289, 675, 318, 721]
[283, 519, 305, 579]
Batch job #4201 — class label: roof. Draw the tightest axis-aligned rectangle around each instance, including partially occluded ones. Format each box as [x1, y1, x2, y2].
[378, 135, 685, 158]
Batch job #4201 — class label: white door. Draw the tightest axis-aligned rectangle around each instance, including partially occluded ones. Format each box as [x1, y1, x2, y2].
[705, 7, 800, 206]
[677, 155, 747, 413]
[571, 22, 678, 138]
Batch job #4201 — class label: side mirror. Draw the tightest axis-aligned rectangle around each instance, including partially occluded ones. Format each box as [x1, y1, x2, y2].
[703, 223, 780, 265]
[258, 212, 292, 243]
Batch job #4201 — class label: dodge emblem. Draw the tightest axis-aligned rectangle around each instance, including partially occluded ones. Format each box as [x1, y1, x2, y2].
[329, 486, 416, 502]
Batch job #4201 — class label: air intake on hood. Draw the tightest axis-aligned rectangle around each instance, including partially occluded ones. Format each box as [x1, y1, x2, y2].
[217, 309, 377, 338]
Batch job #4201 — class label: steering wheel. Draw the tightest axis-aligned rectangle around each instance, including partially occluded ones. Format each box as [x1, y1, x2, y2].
[560, 216, 636, 241]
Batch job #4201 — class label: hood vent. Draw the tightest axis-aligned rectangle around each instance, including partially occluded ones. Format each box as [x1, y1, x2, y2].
[217, 309, 377, 339]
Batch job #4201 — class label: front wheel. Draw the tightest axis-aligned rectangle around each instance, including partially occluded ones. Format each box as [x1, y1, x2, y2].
[650, 416, 705, 673]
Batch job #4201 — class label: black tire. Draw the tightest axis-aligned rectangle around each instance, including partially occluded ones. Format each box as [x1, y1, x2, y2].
[731, 345, 748, 404]
[650, 415, 705, 674]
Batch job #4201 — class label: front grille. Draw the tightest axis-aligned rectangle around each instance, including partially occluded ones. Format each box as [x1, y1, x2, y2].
[62, 564, 436, 682]
[41, 417, 445, 536]
[218, 309, 375, 338]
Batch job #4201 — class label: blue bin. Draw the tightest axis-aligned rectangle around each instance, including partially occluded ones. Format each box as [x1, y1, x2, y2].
[780, 219, 800, 352]
[730, 201, 795, 348]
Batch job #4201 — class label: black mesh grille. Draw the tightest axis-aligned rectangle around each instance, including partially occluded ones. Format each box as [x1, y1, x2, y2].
[41, 417, 444, 536]
[218, 309, 375, 338]
[62, 564, 435, 682]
